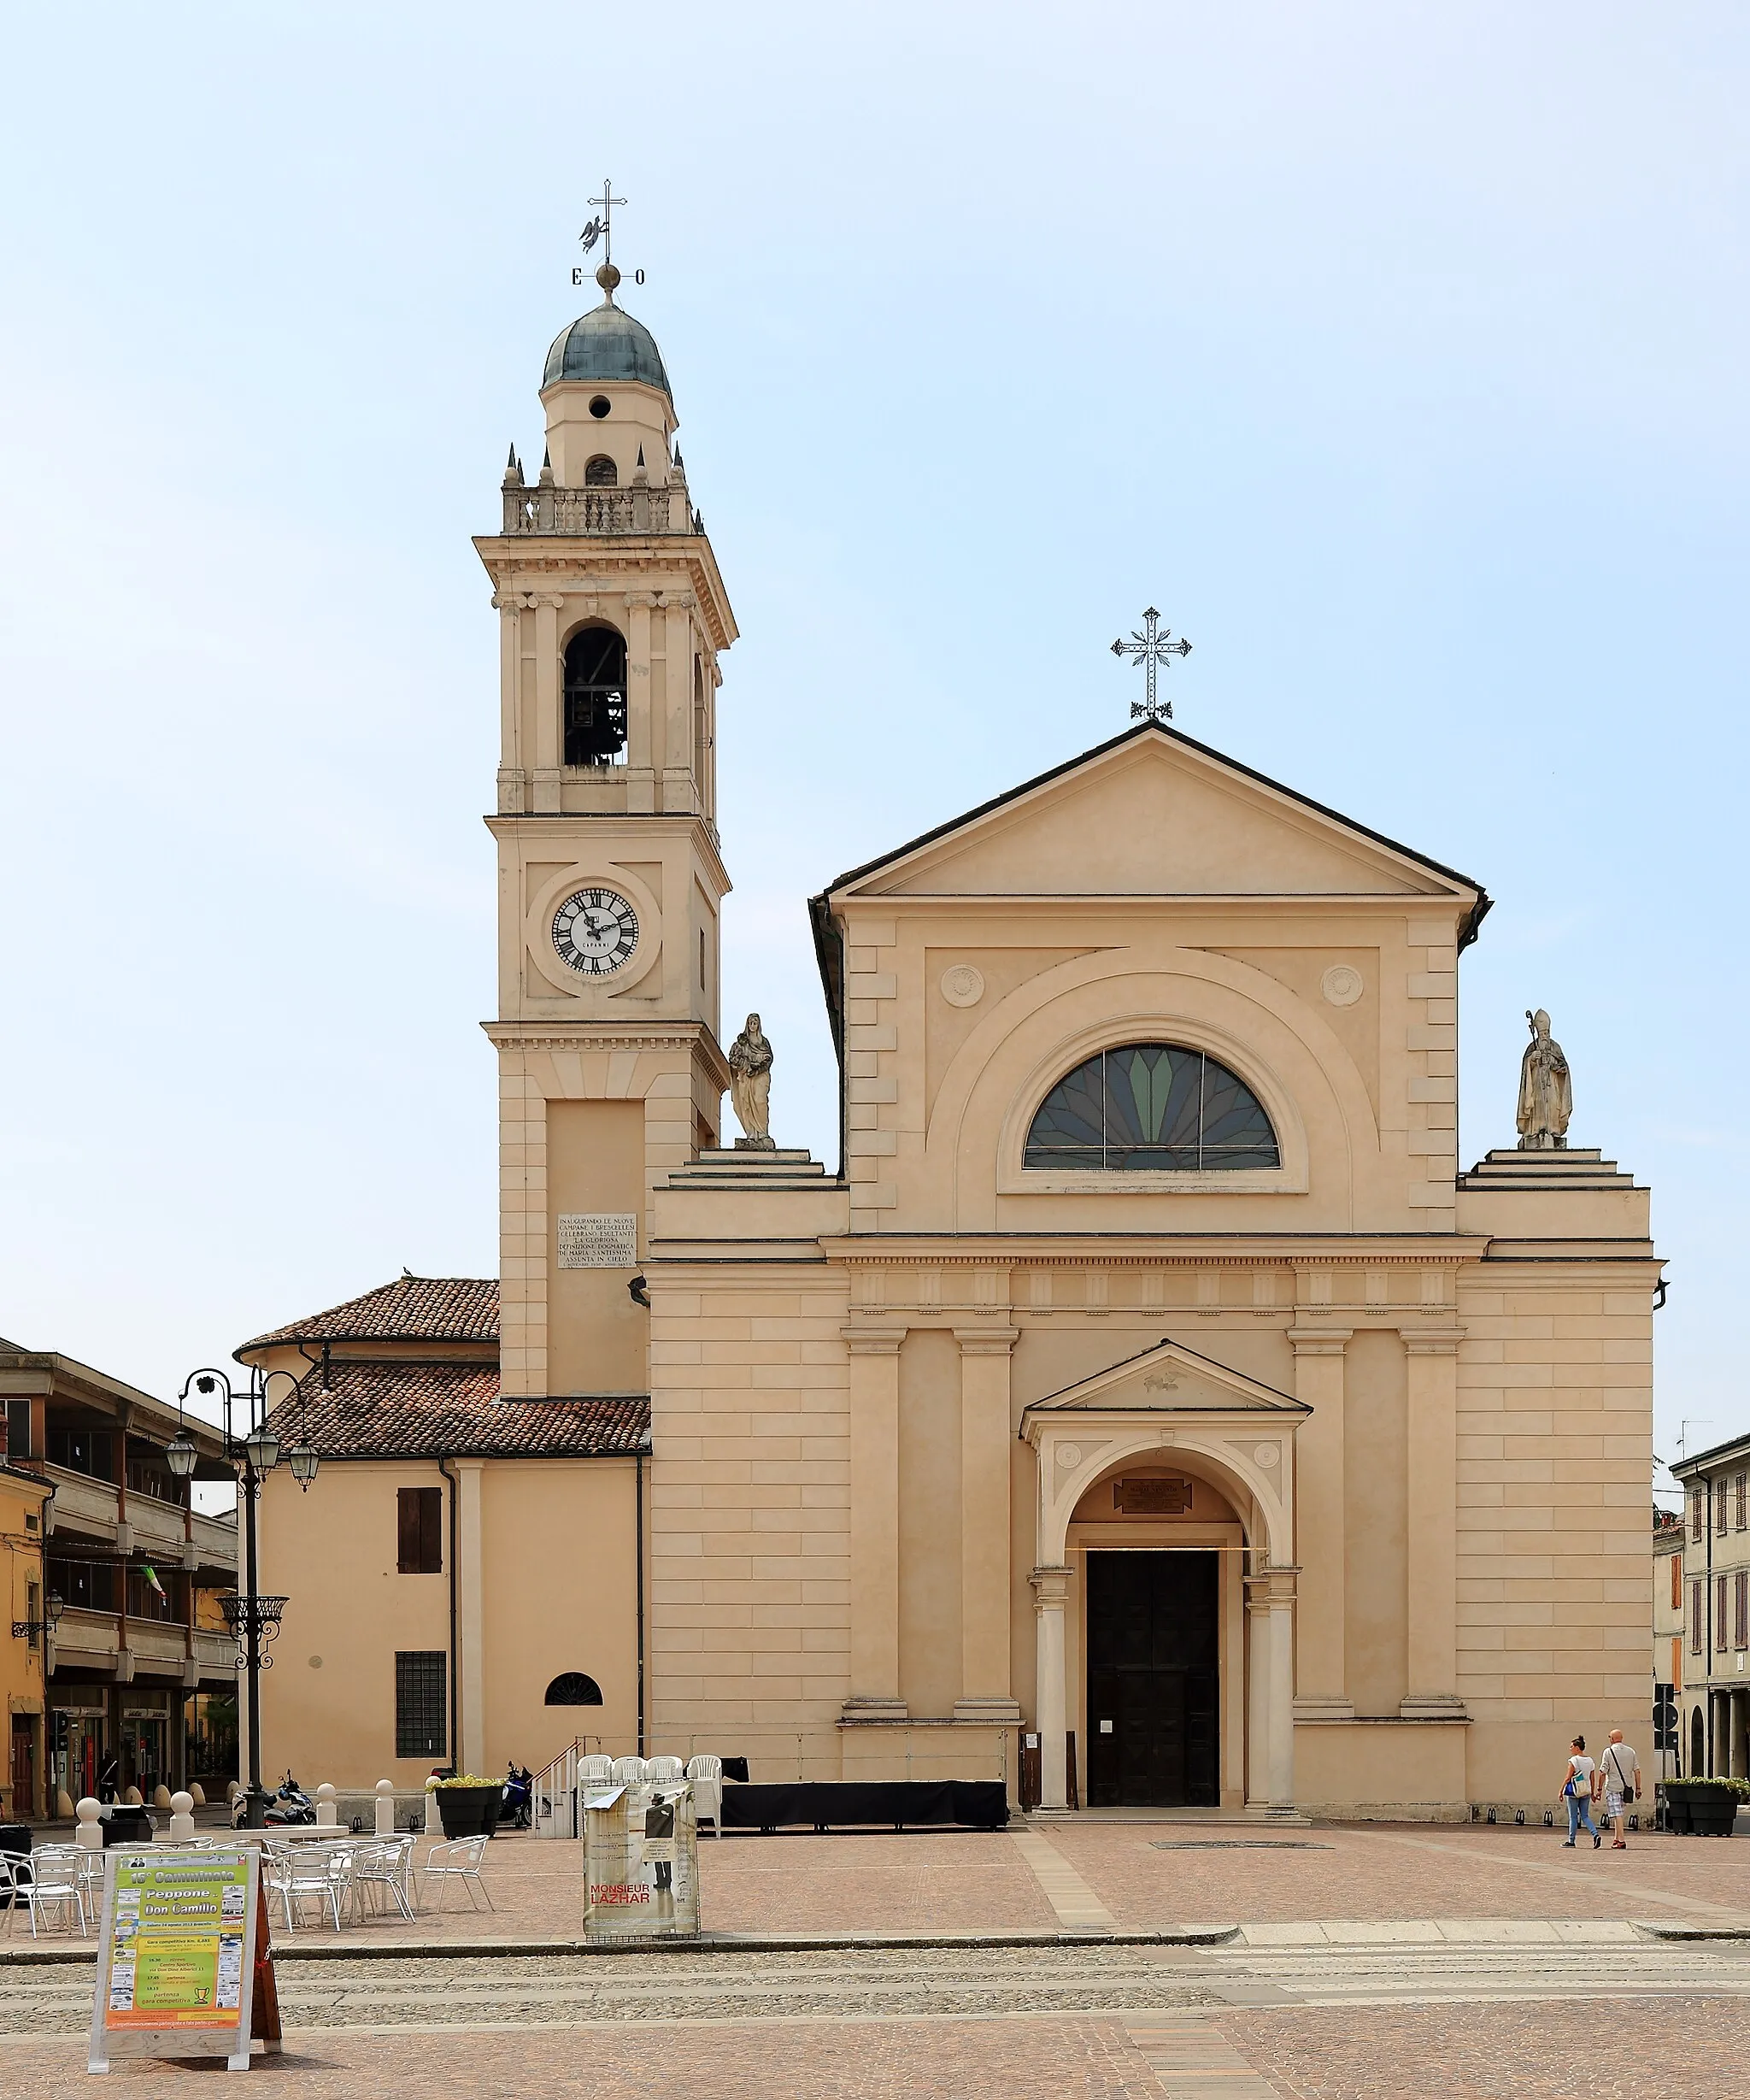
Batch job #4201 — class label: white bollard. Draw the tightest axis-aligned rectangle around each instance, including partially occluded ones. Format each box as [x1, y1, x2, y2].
[374, 1779, 396, 1837]
[168, 1792, 197, 1844]
[314, 1783, 339, 1831]
[76, 1798, 105, 1852]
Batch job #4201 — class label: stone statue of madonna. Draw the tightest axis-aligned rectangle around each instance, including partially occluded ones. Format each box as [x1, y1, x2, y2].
[1516, 1008, 1572, 1150]
[728, 1013, 775, 1150]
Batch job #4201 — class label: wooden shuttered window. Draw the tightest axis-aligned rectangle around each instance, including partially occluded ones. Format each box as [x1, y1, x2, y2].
[1735, 1570, 1749, 1653]
[1671, 1553, 1682, 1614]
[1691, 1579, 1704, 1655]
[396, 1486, 443, 1574]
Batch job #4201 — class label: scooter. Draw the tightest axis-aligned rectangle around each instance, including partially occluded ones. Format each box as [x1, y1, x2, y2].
[502, 1763, 533, 1831]
[232, 1773, 318, 1828]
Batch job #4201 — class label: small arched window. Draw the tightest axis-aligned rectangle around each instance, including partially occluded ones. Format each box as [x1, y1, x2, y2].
[1025, 1044, 1279, 1172]
[584, 455, 618, 486]
[563, 626, 627, 765]
[544, 1672, 603, 1706]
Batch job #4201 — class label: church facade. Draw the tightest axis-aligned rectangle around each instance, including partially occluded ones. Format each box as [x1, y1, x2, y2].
[252, 273, 1659, 1817]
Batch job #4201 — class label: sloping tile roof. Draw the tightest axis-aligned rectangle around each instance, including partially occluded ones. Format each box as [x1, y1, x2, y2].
[264, 1360, 647, 1461]
[242, 1277, 500, 1350]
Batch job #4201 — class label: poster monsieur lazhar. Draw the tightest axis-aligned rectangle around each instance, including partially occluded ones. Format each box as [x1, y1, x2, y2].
[88, 1848, 275, 2073]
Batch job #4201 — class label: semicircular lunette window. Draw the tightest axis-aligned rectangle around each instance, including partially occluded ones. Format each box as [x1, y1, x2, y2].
[543, 1672, 604, 1706]
[1024, 1044, 1279, 1173]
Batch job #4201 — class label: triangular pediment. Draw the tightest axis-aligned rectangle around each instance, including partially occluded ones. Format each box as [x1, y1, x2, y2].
[826, 723, 1483, 909]
[1025, 1338, 1306, 1416]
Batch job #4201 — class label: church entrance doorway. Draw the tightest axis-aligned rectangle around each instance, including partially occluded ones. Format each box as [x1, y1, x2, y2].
[1086, 1550, 1219, 1807]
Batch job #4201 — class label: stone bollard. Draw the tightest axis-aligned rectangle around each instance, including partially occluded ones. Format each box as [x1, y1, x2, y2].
[56, 1788, 76, 1821]
[153, 1785, 173, 1810]
[314, 1784, 340, 1831]
[374, 1779, 396, 1837]
[123, 1785, 143, 1807]
[76, 1798, 105, 1851]
[189, 1783, 207, 1807]
[168, 1792, 197, 1844]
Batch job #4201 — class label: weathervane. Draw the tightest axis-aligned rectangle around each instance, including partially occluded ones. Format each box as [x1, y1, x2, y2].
[1111, 606, 1192, 721]
[574, 179, 643, 297]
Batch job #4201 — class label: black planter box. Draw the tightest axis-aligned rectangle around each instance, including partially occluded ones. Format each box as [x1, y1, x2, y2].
[1661, 1783, 1738, 1837]
[433, 1785, 504, 1839]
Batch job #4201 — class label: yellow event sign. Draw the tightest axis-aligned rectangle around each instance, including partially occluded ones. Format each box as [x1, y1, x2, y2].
[88, 1849, 276, 2074]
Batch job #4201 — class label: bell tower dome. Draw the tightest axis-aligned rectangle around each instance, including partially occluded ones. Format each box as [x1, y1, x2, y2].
[476, 257, 737, 1401]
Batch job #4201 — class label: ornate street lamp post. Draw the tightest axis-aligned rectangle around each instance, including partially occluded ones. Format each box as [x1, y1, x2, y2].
[173, 1367, 320, 1830]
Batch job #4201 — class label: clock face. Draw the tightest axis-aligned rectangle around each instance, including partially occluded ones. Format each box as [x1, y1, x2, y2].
[552, 887, 638, 976]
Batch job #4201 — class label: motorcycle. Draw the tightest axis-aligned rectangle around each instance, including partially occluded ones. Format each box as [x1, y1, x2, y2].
[232, 1772, 318, 1828]
[502, 1763, 533, 1831]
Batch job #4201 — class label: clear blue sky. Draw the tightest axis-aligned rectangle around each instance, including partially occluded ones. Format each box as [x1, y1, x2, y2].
[0, 4, 1741, 1490]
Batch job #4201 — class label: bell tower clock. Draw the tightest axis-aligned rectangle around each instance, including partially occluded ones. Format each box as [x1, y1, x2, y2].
[476, 251, 735, 1401]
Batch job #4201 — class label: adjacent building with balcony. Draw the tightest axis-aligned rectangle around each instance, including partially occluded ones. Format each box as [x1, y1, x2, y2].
[1674, 1432, 1750, 1780]
[1, 1338, 238, 1816]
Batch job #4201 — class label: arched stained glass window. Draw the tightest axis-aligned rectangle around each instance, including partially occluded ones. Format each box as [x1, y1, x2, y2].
[543, 1671, 603, 1706]
[1024, 1044, 1279, 1173]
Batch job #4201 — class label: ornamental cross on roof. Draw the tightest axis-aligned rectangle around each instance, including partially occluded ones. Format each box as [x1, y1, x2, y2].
[576, 179, 630, 299]
[1111, 606, 1192, 721]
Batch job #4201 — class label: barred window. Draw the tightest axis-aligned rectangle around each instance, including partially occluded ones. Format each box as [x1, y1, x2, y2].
[1025, 1044, 1278, 1173]
[1691, 1579, 1704, 1656]
[395, 1650, 447, 1761]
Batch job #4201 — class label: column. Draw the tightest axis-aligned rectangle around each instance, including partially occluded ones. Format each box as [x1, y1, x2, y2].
[625, 592, 656, 813]
[1244, 1575, 1270, 1803]
[531, 594, 562, 812]
[1401, 1328, 1466, 1718]
[1267, 1568, 1298, 1810]
[660, 599, 696, 813]
[455, 1460, 486, 1774]
[1031, 1566, 1071, 1808]
[1288, 1327, 1352, 1720]
[954, 1327, 1021, 1721]
[843, 1328, 907, 1721]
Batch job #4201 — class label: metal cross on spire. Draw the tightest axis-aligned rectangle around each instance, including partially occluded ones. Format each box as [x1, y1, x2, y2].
[578, 179, 626, 268]
[1111, 607, 1192, 721]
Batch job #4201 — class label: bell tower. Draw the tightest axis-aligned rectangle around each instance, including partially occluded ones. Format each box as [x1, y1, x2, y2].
[476, 256, 735, 1400]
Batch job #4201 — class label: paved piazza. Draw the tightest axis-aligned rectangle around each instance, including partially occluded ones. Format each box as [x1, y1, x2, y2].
[3, 1821, 1747, 2095]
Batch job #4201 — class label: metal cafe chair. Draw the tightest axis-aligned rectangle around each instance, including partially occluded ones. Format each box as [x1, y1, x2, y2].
[21, 1845, 89, 1938]
[349, 1838, 417, 1922]
[262, 1840, 350, 1932]
[420, 1835, 495, 1913]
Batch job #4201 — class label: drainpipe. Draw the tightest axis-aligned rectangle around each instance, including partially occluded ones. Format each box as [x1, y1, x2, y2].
[635, 1451, 645, 1758]
[436, 1457, 461, 1776]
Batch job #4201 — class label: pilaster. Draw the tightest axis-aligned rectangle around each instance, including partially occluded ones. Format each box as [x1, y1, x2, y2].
[1031, 1564, 1072, 1808]
[531, 594, 562, 812]
[1287, 1326, 1352, 1720]
[660, 598, 696, 815]
[954, 1326, 1021, 1721]
[625, 591, 656, 813]
[455, 1458, 486, 1775]
[1401, 1327, 1467, 1719]
[842, 1326, 907, 1721]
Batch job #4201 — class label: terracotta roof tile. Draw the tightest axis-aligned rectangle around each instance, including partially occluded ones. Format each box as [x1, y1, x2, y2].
[242, 1277, 500, 1350]
[264, 1360, 646, 1461]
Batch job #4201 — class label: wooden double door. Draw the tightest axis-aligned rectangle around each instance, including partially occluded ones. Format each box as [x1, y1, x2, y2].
[1086, 1550, 1220, 1808]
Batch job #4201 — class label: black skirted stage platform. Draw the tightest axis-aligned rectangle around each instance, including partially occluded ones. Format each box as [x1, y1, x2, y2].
[718, 1780, 1009, 1832]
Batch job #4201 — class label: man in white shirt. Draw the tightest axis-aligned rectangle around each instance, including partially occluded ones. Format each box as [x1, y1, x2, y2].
[1595, 1730, 1641, 1851]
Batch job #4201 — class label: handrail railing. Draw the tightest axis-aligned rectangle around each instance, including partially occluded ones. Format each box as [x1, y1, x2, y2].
[500, 482, 696, 538]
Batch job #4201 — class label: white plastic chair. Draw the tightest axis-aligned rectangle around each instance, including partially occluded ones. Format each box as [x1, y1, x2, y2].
[610, 1756, 648, 1786]
[578, 1754, 614, 1788]
[23, 1845, 88, 1938]
[645, 1756, 684, 1782]
[686, 1755, 725, 1836]
[420, 1835, 494, 1913]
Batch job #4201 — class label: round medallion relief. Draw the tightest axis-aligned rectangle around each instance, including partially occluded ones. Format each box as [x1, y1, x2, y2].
[940, 964, 985, 1008]
[1321, 964, 1364, 1008]
[1254, 1442, 1280, 1469]
[1055, 1443, 1082, 1469]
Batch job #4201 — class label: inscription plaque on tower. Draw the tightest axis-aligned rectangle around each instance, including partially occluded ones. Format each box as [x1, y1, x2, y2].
[557, 1215, 638, 1268]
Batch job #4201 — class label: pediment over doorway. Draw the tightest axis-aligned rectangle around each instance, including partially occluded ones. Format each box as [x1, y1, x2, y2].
[1023, 1338, 1307, 1419]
